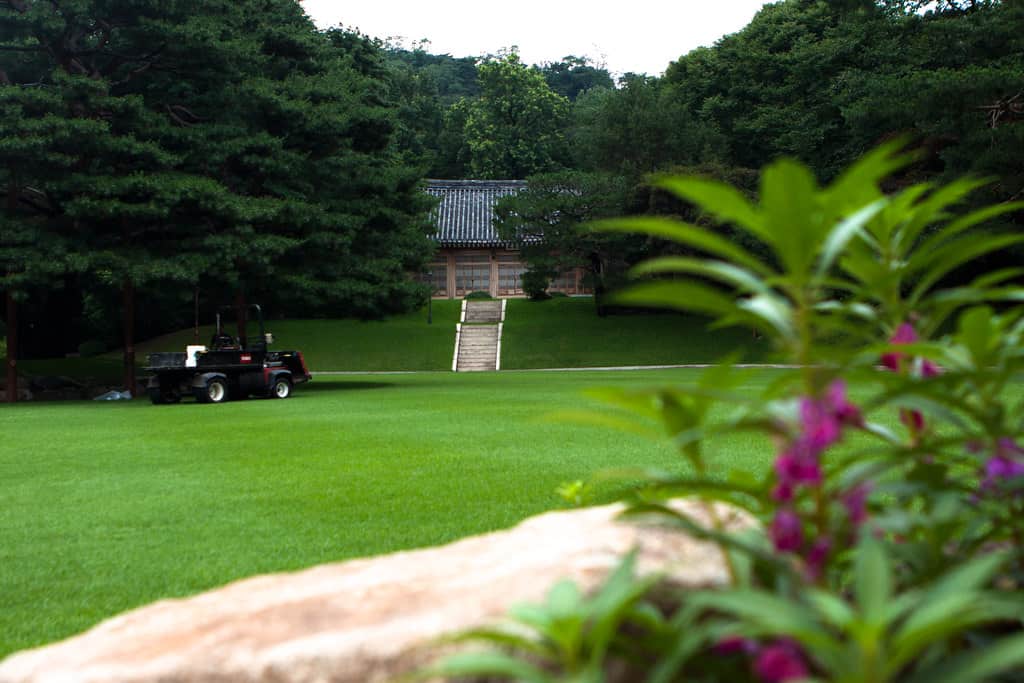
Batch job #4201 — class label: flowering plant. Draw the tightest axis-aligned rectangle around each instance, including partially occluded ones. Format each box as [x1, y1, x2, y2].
[427, 144, 1024, 682]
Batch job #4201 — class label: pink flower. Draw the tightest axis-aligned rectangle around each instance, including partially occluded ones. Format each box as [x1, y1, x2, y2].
[841, 483, 871, 526]
[775, 445, 823, 487]
[882, 322, 918, 371]
[900, 408, 925, 432]
[772, 480, 795, 502]
[770, 509, 803, 553]
[805, 537, 831, 580]
[824, 380, 862, 427]
[800, 398, 841, 452]
[921, 358, 940, 377]
[715, 635, 760, 656]
[754, 641, 809, 682]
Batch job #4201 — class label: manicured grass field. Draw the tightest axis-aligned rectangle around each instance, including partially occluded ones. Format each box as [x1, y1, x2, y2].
[502, 297, 769, 369]
[0, 368, 780, 658]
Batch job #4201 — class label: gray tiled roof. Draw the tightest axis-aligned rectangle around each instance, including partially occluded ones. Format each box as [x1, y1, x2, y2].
[426, 179, 526, 247]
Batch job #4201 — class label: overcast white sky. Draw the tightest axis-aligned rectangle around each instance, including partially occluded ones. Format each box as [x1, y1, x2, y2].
[300, 1, 773, 76]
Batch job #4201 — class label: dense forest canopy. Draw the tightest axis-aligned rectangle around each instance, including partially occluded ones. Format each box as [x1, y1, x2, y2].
[2, 0, 1022, 376]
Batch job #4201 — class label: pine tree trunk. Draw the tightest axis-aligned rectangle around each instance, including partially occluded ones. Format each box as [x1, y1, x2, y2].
[122, 277, 135, 397]
[5, 291, 16, 404]
[6, 178, 17, 403]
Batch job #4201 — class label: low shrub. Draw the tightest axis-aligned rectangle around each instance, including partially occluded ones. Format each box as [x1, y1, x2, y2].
[464, 291, 494, 301]
[427, 143, 1024, 682]
[522, 268, 555, 300]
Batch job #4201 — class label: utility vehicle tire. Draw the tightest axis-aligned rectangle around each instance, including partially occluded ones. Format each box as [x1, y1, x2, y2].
[270, 376, 292, 399]
[196, 376, 229, 404]
[148, 385, 181, 405]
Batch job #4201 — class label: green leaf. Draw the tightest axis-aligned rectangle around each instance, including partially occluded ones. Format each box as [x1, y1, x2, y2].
[816, 198, 888, 278]
[854, 534, 892, 627]
[908, 233, 1024, 301]
[760, 157, 819, 277]
[654, 175, 769, 241]
[905, 632, 1024, 683]
[630, 257, 771, 295]
[896, 177, 990, 250]
[916, 200, 1024, 255]
[825, 139, 916, 212]
[737, 293, 797, 340]
[806, 589, 855, 630]
[956, 305, 996, 366]
[590, 217, 772, 275]
[610, 281, 737, 317]
[422, 651, 553, 683]
[548, 579, 582, 619]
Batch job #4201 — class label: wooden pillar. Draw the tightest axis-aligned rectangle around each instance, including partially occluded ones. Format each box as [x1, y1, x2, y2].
[447, 252, 456, 299]
[5, 290, 17, 403]
[489, 251, 499, 298]
[122, 277, 136, 396]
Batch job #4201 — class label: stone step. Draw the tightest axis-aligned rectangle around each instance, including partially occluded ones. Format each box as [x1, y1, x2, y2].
[463, 301, 503, 324]
[454, 307, 503, 372]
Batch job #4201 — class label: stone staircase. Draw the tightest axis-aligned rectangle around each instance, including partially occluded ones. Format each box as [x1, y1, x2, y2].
[453, 300, 505, 372]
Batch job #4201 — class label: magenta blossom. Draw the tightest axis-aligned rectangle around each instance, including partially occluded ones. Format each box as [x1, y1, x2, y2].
[800, 398, 842, 452]
[900, 408, 926, 433]
[921, 358, 940, 377]
[772, 480, 795, 502]
[882, 322, 918, 371]
[714, 635, 760, 656]
[979, 438, 1024, 492]
[754, 641, 809, 682]
[770, 509, 803, 553]
[805, 537, 832, 581]
[775, 445, 823, 487]
[825, 380, 862, 427]
[841, 483, 871, 526]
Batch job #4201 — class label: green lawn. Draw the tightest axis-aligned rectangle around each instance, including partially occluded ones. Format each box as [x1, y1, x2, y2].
[0, 368, 780, 658]
[130, 300, 464, 373]
[502, 297, 769, 369]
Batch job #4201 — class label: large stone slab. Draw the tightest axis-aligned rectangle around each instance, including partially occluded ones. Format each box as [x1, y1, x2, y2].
[0, 500, 751, 683]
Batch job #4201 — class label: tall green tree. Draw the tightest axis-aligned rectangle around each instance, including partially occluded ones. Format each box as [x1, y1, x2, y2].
[0, 0, 434, 391]
[459, 51, 570, 179]
[540, 55, 613, 101]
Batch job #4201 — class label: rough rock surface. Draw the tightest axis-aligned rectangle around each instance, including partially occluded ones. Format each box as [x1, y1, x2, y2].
[0, 500, 751, 683]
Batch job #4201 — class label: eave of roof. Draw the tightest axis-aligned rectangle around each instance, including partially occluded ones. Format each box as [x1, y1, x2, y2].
[426, 179, 526, 247]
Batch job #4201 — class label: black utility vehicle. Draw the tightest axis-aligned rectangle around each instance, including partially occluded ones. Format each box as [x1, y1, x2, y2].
[144, 305, 311, 404]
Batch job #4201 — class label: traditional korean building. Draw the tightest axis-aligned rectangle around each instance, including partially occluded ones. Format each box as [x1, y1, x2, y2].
[424, 179, 591, 299]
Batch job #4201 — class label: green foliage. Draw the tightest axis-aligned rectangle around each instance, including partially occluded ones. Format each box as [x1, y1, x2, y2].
[464, 290, 494, 300]
[459, 51, 570, 179]
[0, 1, 434, 337]
[521, 268, 554, 300]
[423, 552, 667, 682]
[540, 55, 614, 102]
[494, 171, 635, 300]
[432, 145, 1024, 681]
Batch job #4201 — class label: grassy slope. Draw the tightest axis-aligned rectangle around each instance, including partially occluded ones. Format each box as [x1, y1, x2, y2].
[3, 297, 770, 380]
[0, 368, 780, 657]
[502, 297, 769, 369]
[131, 300, 463, 373]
